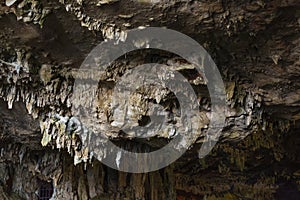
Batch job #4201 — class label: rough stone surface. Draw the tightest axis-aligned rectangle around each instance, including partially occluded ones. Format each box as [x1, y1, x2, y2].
[0, 0, 299, 199]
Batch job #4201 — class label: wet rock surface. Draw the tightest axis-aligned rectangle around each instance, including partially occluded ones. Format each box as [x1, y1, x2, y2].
[0, 0, 299, 199]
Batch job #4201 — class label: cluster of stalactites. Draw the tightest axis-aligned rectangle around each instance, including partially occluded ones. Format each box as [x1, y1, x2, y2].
[40, 113, 91, 167]
[60, 0, 128, 41]
[5, 0, 50, 27]
[0, 50, 32, 110]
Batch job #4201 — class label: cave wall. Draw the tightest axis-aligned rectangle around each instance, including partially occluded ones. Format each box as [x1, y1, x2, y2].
[0, 0, 300, 199]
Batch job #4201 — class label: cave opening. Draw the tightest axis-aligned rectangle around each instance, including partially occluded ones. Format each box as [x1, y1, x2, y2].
[37, 179, 54, 200]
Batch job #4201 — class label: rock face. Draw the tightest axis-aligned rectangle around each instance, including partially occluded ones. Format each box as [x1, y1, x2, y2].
[0, 0, 299, 199]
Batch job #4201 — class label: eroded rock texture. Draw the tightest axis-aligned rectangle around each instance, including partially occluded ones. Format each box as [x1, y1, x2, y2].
[0, 0, 299, 199]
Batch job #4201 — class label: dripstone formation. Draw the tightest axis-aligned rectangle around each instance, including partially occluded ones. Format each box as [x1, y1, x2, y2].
[0, 0, 299, 199]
